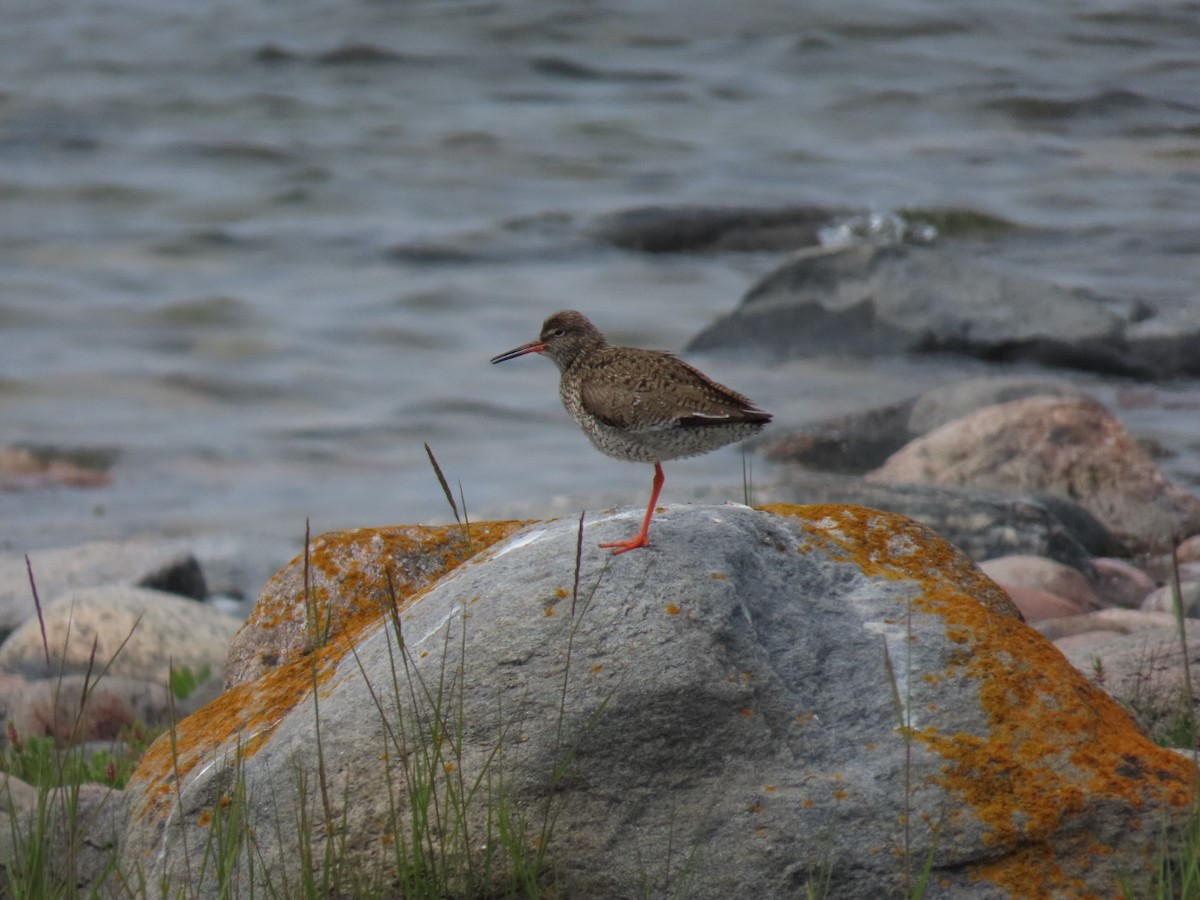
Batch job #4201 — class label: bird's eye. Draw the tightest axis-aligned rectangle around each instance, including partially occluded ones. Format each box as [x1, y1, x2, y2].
[553, 328, 566, 336]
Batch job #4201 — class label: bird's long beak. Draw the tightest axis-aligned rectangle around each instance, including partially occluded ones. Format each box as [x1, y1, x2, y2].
[490, 339, 546, 364]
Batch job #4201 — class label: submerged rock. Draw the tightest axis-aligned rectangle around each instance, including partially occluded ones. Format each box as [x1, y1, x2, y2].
[589, 204, 1017, 255]
[589, 204, 838, 253]
[0, 444, 114, 491]
[119, 506, 1192, 899]
[688, 243, 1200, 378]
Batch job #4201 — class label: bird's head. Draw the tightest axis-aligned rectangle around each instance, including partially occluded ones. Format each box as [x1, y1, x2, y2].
[490, 310, 606, 372]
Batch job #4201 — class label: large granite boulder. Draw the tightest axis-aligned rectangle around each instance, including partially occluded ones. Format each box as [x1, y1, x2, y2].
[117, 506, 1192, 899]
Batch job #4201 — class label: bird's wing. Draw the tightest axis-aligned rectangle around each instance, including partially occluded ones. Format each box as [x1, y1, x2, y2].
[579, 350, 768, 431]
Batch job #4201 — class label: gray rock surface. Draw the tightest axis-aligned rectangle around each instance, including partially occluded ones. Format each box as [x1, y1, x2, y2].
[757, 472, 1105, 567]
[978, 555, 1103, 612]
[687, 243, 1200, 378]
[998, 583, 1088, 622]
[1090, 557, 1158, 609]
[118, 506, 1190, 900]
[867, 396, 1200, 555]
[0, 585, 239, 685]
[1141, 580, 1200, 617]
[0, 775, 125, 898]
[1057, 620, 1200, 745]
[1035, 608, 1181, 643]
[223, 521, 528, 690]
[1177, 533, 1200, 564]
[0, 673, 219, 744]
[0, 540, 206, 639]
[905, 376, 1093, 436]
[757, 375, 1091, 474]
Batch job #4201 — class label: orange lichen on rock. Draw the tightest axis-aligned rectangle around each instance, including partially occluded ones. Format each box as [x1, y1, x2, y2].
[131, 643, 330, 821]
[916, 589, 1193, 865]
[967, 835, 1100, 900]
[763, 503, 1019, 620]
[764, 504, 1195, 896]
[224, 520, 530, 688]
[132, 519, 532, 824]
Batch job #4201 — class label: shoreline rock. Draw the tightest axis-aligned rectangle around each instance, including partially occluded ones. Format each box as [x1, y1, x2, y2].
[118, 507, 1192, 899]
[0, 539, 207, 640]
[866, 396, 1200, 555]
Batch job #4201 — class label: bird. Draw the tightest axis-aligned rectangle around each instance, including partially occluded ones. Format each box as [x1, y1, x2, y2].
[490, 310, 771, 554]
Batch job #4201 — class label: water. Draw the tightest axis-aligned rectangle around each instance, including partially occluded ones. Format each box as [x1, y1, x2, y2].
[3, 0, 1199, 594]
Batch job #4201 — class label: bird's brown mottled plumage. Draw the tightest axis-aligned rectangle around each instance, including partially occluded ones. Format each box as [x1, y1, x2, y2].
[490, 310, 771, 553]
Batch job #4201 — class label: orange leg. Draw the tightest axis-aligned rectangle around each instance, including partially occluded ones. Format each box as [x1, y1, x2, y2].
[600, 462, 665, 554]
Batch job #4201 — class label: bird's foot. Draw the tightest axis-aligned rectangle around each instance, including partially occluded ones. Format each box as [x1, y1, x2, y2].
[599, 533, 650, 555]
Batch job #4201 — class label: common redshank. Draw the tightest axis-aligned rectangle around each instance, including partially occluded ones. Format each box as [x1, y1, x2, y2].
[490, 310, 771, 554]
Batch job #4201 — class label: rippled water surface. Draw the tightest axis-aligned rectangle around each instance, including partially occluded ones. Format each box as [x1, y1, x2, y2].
[4, 0, 1199, 591]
